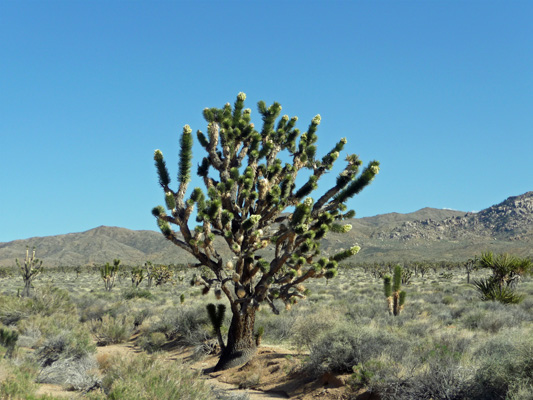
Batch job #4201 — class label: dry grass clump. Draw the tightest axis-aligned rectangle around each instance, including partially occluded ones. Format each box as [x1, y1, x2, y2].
[85, 353, 214, 400]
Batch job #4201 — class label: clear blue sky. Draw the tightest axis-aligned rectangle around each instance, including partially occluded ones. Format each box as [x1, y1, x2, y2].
[1, 1, 532, 242]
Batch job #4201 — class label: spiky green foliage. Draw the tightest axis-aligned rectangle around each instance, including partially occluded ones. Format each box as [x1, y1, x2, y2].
[153, 93, 379, 364]
[179, 125, 193, 184]
[16, 247, 43, 297]
[206, 303, 226, 350]
[255, 326, 265, 346]
[100, 259, 120, 291]
[384, 265, 406, 316]
[477, 252, 532, 289]
[470, 252, 531, 304]
[472, 278, 525, 304]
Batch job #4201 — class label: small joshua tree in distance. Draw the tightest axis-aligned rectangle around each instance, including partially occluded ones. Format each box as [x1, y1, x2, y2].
[384, 265, 406, 316]
[16, 247, 43, 297]
[100, 259, 121, 291]
[131, 266, 144, 288]
[153, 93, 379, 370]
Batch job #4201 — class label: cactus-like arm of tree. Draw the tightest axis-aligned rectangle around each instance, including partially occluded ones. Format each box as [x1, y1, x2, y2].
[153, 93, 379, 371]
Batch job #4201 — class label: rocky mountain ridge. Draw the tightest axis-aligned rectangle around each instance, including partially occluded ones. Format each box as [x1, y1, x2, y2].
[0, 192, 531, 266]
[377, 191, 533, 242]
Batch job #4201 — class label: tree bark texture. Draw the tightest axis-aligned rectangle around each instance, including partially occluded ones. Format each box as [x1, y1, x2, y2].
[214, 307, 257, 371]
[22, 280, 31, 297]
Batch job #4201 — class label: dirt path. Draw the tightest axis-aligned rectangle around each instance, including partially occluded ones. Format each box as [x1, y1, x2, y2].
[33, 341, 351, 400]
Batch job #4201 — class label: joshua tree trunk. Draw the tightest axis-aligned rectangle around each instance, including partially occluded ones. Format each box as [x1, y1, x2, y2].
[214, 308, 257, 371]
[22, 280, 31, 298]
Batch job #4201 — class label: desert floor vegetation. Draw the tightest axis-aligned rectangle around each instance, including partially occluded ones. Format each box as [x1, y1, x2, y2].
[1, 261, 533, 399]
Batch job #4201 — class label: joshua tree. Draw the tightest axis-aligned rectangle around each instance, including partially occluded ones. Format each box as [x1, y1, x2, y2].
[463, 257, 477, 284]
[383, 265, 406, 316]
[16, 247, 43, 297]
[153, 93, 379, 370]
[131, 266, 145, 288]
[100, 259, 121, 291]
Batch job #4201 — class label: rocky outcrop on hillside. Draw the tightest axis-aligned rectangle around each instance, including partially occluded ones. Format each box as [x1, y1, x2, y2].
[373, 192, 533, 242]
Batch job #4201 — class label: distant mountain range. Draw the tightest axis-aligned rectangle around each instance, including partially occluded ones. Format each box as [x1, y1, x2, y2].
[1, 192, 531, 267]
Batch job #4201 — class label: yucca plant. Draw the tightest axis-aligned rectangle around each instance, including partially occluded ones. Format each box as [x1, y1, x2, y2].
[206, 303, 226, 351]
[472, 278, 525, 304]
[478, 252, 532, 289]
[255, 326, 264, 346]
[472, 252, 531, 304]
[383, 265, 406, 316]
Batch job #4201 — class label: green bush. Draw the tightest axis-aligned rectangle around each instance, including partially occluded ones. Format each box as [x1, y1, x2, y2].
[123, 288, 154, 300]
[89, 314, 135, 345]
[306, 322, 409, 375]
[138, 331, 167, 353]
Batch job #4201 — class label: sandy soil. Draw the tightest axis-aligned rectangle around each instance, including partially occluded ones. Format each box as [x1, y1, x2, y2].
[30, 340, 369, 400]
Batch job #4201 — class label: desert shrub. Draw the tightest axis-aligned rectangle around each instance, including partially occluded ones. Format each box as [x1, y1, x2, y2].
[86, 353, 213, 400]
[0, 359, 39, 399]
[408, 345, 472, 400]
[35, 328, 95, 367]
[18, 311, 81, 341]
[0, 325, 19, 358]
[0, 294, 33, 325]
[442, 295, 455, 305]
[145, 303, 209, 342]
[123, 288, 154, 300]
[306, 322, 410, 375]
[345, 299, 383, 324]
[255, 306, 297, 344]
[132, 308, 152, 328]
[460, 302, 531, 333]
[89, 314, 135, 345]
[77, 296, 116, 322]
[461, 308, 488, 330]
[138, 331, 167, 353]
[469, 330, 533, 400]
[0, 286, 76, 326]
[0, 266, 15, 278]
[290, 309, 338, 352]
[364, 337, 475, 400]
[16, 323, 42, 348]
[29, 285, 76, 315]
[37, 355, 101, 391]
